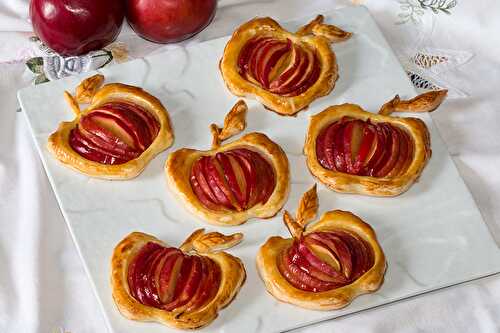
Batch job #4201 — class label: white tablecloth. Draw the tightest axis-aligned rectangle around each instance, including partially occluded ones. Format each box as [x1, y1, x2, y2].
[1, 1, 500, 332]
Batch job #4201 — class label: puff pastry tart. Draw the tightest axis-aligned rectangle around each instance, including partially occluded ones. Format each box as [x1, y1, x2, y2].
[166, 100, 290, 226]
[304, 90, 448, 196]
[48, 74, 174, 179]
[257, 185, 386, 310]
[111, 229, 246, 330]
[220, 15, 351, 116]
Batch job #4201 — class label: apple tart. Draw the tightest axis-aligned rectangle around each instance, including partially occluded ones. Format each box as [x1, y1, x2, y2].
[304, 90, 448, 196]
[257, 185, 386, 310]
[166, 100, 290, 225]
[111, 229, 246, 330]
[48, 74, 174, 179]
[220, 15, 351, 116]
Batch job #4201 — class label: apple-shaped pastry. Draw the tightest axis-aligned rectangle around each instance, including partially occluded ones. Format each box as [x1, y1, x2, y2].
[166, 100, 290, 225]
[111, 229, 246, 329]
[48, 74, 174, 179]
[220, 15, 351, 116]
[304, 90, 448, 196]
[257, 185, 386, 310]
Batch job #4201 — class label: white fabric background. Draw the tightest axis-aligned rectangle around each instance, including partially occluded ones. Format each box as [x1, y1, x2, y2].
[1, 0, 500, 332]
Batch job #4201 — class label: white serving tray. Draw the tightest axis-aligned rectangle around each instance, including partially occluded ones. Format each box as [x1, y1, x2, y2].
[18, 6, 500, 333]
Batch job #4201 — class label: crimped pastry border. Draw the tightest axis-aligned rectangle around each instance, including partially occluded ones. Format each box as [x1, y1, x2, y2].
[111, 232, 246, 330]
[165, 132, 290, 226]
[219, 17, 337, 116]
[304, 103, 431, 196]
[257, 210, 386, 310]
[47, 83, 174, 179]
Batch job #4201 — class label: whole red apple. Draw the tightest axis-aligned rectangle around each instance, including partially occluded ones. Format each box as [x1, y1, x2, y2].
[30, 0, 125, 56]
[126, 0, 217, 43]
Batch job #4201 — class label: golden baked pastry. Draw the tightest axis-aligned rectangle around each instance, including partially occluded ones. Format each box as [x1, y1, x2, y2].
[166, 100, 290, 226]
[48, 74, 174, 179]
[220, 15, 351, 116]
[111, 229, 246, 330]
[304, 90, 448, 196]
[257, 185, 386, 310]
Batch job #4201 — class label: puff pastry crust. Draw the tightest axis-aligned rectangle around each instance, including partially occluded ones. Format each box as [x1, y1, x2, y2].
[165, 101, 290, 226]
[304, 91, 447, 196]
[257, 185, 386, 310]
[111, 230, 246, 330]
[48, 75, 174, 179]
[220, 15, 351, 116]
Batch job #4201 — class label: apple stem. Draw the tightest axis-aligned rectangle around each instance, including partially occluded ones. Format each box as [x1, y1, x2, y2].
[296, 14, 352, 43]
[209, 100, 248, 149]
[63, 91, 81, 116]
[378, 90, 448, 116]
[284, 210, 303, 238]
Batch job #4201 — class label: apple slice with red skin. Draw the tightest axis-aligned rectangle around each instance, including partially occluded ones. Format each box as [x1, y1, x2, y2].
[158, 251, 185, 304]
[332, 122, 348, 172]
[203, 157, 235, 210]
[75, 125, 140, 159]
[373, 123, 400, 177]
[351, 122, 376, 174]
[127, 242, 162, 302]
[315, 126, 331, 170]
[279, 246, 336, 292]
[133, 247, 166, 307]
[362, 123, 388, 176]
[185, 256, 220, 312]
[343, 120, 365, 174]
[255, 40, 291, 88]
[321, 121, 345, 170]
[334, 231, 374, 281]
[249, 39, 281, 84]
[310, 232, 353, 279]
[268, 44, 302, 92]
[102, 102, 160, 139]
[163, 256, 203, 311]
[277, 45, 317, 95]
[238, 37, 272, 77]
[216, 152, 246, 209]
[227, 154, 249, 208]
[90, 109, 153, 151]
[386, 126, 409, 178]
[282, 57, 320, 97]
[227, 151, 257, 208]
[398, 128, 414, 177]
[190, 158, 222, 211]
[70, 127, 131, 162]
[299, 237, 350, 283]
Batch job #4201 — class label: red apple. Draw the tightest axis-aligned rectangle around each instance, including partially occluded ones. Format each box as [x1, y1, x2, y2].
[30, 0, 124, 56]
[126, 0, 217, 43]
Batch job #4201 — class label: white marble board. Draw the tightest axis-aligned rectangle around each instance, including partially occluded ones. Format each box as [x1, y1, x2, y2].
[18, 6, 500, 333]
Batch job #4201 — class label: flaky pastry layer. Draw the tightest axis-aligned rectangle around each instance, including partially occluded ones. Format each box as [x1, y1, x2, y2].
[257, 210, 386, 310]
[165, 132, 290, 225]
[111, 232, 246, 330]
[48, 83, 174, 179]
[304, 104, 431, 196]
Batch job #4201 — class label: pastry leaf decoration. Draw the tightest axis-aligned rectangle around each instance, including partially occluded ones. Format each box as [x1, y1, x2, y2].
[211, 100, 248, 148]
[75, 74, 105, 104]
[296, 14, 352, 43]
[180, 228, 243, 253]
[378, 90, 448, 115]
[296, 184, 318, 226]
[284, 184, 319, 238]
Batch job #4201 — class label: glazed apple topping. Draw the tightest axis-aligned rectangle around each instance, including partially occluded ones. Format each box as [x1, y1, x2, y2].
[190, 148, 276, 211]
[278, 231, 374, 292]
[69, 102, 160, 165]
[237, 36, 320, 96]
[316, 117, 414, 177]
[127, 241, 221, 312]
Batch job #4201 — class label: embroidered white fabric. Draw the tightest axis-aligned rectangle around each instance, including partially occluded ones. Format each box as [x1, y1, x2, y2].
[1, 1, 500, 332]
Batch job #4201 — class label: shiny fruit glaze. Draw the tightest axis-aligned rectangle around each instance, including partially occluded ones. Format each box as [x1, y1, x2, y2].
[278, 231, 374, 292]
[69, 102, 160, 165]
[127, 242, 221, 311]
[190, 148, 276, 211]
[316, 117, 414, 177]
[238, 37, 320, 96]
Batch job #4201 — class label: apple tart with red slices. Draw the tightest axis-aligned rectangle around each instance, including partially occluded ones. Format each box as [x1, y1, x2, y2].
[220, 15, 351, 116]
[304, 90, 448, 196]
[166, 100, 290, 225]
[111, 229, 246, 329]
[48, 74, 174, 179]
[257, 185, 386, 310]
